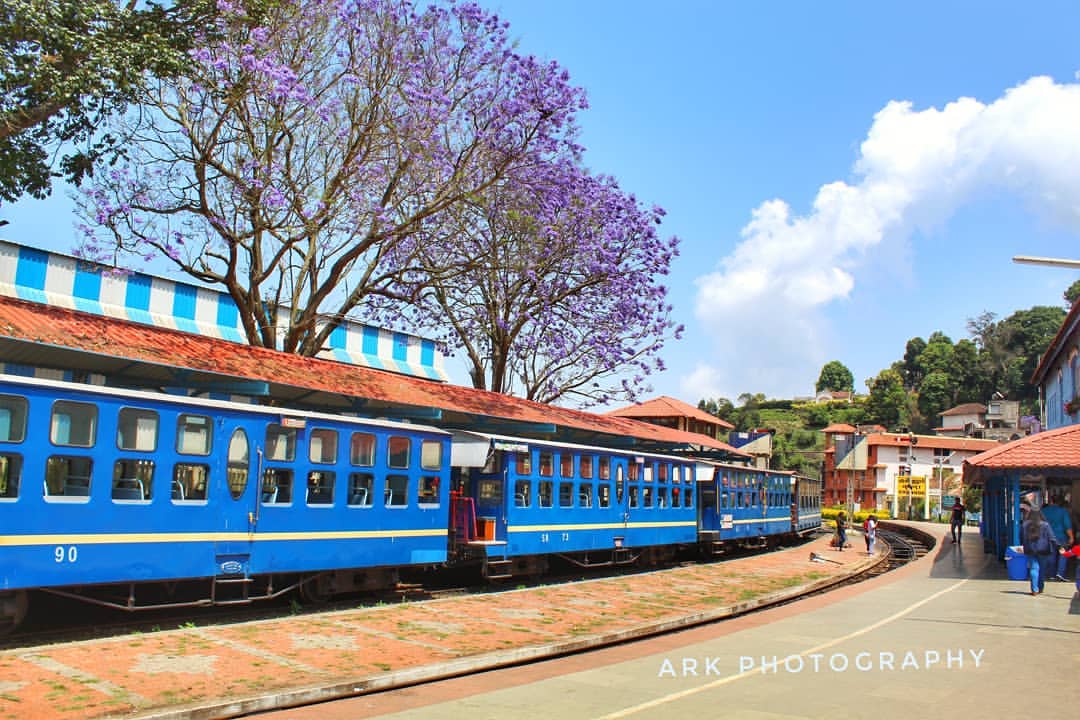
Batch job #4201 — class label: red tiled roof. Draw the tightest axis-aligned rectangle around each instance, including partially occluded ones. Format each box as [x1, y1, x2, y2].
[865, 433, 1000, 453]
[964, 423, 1080, 480]
[0, 296, 745, 456]
[822, 423, 857, 433]
[606, 396, 735, 429]
[940, 403, 987, 417]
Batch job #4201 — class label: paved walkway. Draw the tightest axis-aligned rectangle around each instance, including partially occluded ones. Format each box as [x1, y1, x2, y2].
[0, 531, 878, 720]
[263, 523, 1078, 720]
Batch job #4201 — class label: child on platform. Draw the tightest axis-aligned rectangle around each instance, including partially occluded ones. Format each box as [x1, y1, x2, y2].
[1060, 543, 1080, 599]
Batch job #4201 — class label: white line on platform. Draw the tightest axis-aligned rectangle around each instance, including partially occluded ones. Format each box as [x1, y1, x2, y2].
[598, 577, 970, 719]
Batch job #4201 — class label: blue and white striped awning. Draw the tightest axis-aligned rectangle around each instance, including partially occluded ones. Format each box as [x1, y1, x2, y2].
[0, 239, 448, 382]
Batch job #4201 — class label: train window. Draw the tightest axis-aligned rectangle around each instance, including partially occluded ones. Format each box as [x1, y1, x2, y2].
[516, 452, 531, 475]
[387, 436, 410, 469]
[514, 479, 531, 508]
[720, 491, 728, 508]
[538, 480, 553, 508]
[306, 471, 335, 505]
[629, 485, 639, 508]
[580, 456, 593, 479]
[116, 408, 158, 452]
[262, 468, 293, 504]
[0, 395, 28, 443]
[657, 487, 667, 508]
[539, 452, 554, 477]
[112, 459, 153, 501]
[628, 462, 639, 481]
[559, 453, 573, 477]
[598, 484, 610, 508]
[643, 486, 653, 508]
[420, 440, 441, 470]
[558, 481, 573, 507]
[658, 464, 668, 482]
[643, 464, 653, 483]
[50, 401, 97, 447]
[672, 486, 680, 507]
[266, 424, 297, 462]
[615, 465, 625, 503]
[418, 476, 439, 506]
[177, 414, 212, 455]
[172, 463, 209, 501]
[309, 429, 338, 464]
[44, 455, 92, 500]
[579, 483, 593, 508]
[386, 475, 408, 507]
[478, 479, 501, 502]
[598, 456, 610, 480]
[685, 486, 693, 508]
[227, 429, 249, 500]
[348, 473, 374, 506]
[0, 453, 21, 499]
[351, 433, 376, 466]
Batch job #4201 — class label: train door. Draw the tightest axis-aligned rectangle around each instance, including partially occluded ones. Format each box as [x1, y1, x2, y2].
[698, 465, 720, 533]
[471, 449, 509, 543]
[615, 461, 629, 527]
[212, 419, 261, 578]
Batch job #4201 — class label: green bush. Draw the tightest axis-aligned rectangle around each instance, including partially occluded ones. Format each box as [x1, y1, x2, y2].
[822, 506, 891, 526]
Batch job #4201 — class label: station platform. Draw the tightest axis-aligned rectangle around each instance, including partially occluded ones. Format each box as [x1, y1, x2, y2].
[0, 530, 879, 720]
[269, 523, 1076, 720]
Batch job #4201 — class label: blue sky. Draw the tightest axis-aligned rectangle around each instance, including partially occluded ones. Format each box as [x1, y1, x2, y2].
[3, 1, 1080, 407]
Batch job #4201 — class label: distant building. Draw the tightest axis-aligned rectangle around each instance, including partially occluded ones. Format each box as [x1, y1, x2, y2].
[823, 430, 998, 517]
[1031, 298, 1080, 430]
[815, 390, 853, 403]
[606, 396, 735, 441]
[726, 429, 774, 469]
[937, 397, 1021, 441]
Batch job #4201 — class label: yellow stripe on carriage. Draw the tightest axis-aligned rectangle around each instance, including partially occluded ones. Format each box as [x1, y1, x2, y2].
[0, 529, 448, 546]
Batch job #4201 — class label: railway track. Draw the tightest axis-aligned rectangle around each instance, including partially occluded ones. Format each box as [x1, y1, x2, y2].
[0, 526, 931, 652]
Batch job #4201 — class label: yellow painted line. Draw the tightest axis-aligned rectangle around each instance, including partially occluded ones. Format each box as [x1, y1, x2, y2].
[0, 529, 447, 546]
[508, 521, 696, 533]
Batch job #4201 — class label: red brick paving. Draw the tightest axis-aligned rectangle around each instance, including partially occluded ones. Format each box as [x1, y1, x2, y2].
[0, 533, 874, 719]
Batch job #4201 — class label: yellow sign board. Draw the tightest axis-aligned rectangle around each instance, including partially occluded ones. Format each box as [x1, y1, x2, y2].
[897, 475, 926, 494]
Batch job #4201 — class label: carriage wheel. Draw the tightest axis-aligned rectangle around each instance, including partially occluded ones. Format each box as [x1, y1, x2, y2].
[0, 591, 28, 635]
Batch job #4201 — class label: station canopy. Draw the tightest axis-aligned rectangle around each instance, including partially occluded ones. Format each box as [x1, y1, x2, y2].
[963, 422, 1080, 485]
[0, 294, 747, 460]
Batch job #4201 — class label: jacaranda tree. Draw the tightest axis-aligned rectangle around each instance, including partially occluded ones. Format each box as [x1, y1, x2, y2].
[76, 0, 587, 356]
[370, 159, 682, 406]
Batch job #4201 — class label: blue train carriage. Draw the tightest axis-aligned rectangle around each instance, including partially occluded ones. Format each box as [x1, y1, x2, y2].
[793, 474, 823, 535]
[696, 462, 799, 554]
[448, 432, 698, 579]
[0, 373, 452, 631]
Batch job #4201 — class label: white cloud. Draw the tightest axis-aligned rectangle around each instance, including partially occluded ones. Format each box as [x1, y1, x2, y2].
[689, 75, 1080, 399]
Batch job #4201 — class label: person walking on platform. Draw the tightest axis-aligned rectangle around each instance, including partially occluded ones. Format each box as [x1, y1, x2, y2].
[1042, 495, 1073, 581]
[863, 514, 877, 555]
[950, 496, 966, 543]
[1022, 508, 1055, 596]
[835, 511, 848, 552]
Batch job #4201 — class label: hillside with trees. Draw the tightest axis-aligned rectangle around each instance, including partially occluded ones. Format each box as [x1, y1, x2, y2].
[699, 295, 1072, 476]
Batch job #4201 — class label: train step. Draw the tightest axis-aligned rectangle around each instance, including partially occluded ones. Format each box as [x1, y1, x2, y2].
[484, 559, 513, 580]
